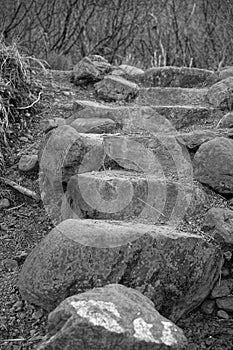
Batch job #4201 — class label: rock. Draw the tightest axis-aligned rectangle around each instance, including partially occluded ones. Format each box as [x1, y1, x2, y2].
[39, 125, 104, 223]
[186, 186, 207, 217]
[217, 310, 229, 319]
[179, 130, 224, 150]
[0, 198, 10, 210]
[111, 64, 144, 83]
[216, 296, 233, 312]
[36, 284, 188, 350]
[18, 154, 38, 173]
[210, 279, 233, 298]
[18, 154, 38, 172]
[18, 219, 223, 321]
[207, 77, 233, 109]
[202, 207, 233, 245]
[137, 87, 209, 107]
[70, 100, 220, 130]
[150, 106, 220, 130]
[118, 64, 144, 76]
[70, 118, 118, 134]
[102, 134, 192, 178]
[217, 112, 233, 128]
[71, 55, 111, 86]
[193, 137, 233, 195]
[61, 171, 197, 224]
[94, 75, 139, 101]
[142, 66, 214, 88]
[41, 118, 66, 132]
[201, 300, 215, 315]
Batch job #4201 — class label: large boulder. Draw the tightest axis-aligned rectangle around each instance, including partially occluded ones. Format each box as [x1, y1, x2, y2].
[37, 284, 188, 350]
[142, 66, 215, 88]
[39, 125, 104, 223]
[94, 75, 139, 101]
[207, 77, 233, 109]
[18, 219, 223, 322]
[193, 137, 233, 195]
[71, 55, 111, 86]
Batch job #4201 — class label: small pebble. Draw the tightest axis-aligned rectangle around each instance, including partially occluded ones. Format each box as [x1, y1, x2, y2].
[217, 309, 229, 319]
[18, 154, 38, 172]
[201, 299, 215, 315]
[0, 198, 10, 210]
[2, 258, 18, 272]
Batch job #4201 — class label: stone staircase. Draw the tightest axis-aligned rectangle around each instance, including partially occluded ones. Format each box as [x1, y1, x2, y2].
[18, 63, 232, 349]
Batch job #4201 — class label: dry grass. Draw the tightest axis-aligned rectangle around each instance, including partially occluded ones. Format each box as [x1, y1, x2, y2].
[0, 37, 44, 173]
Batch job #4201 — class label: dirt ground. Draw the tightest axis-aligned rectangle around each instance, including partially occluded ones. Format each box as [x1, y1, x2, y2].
[0, 69, 233, 350]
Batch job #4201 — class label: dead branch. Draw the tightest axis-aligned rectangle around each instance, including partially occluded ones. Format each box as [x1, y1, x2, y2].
[0, 177, 40, 202]
[17, 91, 42, 110]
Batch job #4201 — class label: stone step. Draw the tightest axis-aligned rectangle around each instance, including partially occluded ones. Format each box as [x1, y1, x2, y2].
[69, 100, 221, 130]
[137, 87, 209, 107]
[61, 170, 205, 224]
[18, 218, 223, 322]
[141, 66, 215, 88]
[150, 105, 221, 129]
[102, 134, 192, 180]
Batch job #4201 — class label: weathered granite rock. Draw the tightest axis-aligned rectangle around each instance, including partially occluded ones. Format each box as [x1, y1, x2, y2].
[18, 219, 223, 321]
[39, 125, 104, 223]
[71, 55, 111, 86]
[18, 154, 38, 172]
[202, 207, 233, 245]
[207, 77, 233, 109]
[70, 118, 118, 134]
[142, 66, 215, 88]
[137, 87, 209, 107]
[217, 112, 233, 128]
[194, 137, 233, 195]
[37, 284, 188, 350]
[95, 75, 139, 101]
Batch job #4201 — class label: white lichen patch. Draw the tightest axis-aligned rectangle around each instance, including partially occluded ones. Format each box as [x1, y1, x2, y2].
[161, 321, 178, 346]
[70, 299, 124, 334]
[133, 317, 159, 343]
